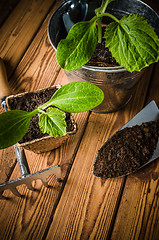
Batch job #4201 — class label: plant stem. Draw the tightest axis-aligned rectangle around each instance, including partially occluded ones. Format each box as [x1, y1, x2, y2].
[37, 108, 46, 114]
[97, 18, 102, 43]
[98, 12, 119, 23]
[30, 109, 39, 117]
[38, 102, 51, 110]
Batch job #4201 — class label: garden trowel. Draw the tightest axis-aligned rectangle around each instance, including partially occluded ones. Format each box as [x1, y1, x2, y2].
[93, 101, 159, 178]
[62, 0, 88, 32]
[0, 58, 61, 199]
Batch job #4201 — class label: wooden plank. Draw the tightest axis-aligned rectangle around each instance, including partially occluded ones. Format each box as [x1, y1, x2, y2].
[111, 62, 159, 240]
[0, 6, 91, 235]
[0, 1, 158, 240]
[0, 70, 90, 239]
[0, 0, 19, 27]
[146, 62, 159, 106]
[0, 0, 57, 178]
[45, 66, 154, 239]
[7, 3, 61, 94]
[0, 0, 60, 183]
[0, 0, 55, 77]
[0, 147, 17, 184]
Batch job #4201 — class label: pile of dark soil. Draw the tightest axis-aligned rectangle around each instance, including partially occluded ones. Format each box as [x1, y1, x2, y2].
[93, 120, 159, 178]
[7, 87, 74, 143]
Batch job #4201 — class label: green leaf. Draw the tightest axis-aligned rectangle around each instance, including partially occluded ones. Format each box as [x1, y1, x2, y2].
[56, 17, 98, 71]
[0, 110, 37, 149]
[95, 0, 115, 15]
[104, 14, 159, 72]
[40, 82, 104, 113]
[39, 108, 66, 138]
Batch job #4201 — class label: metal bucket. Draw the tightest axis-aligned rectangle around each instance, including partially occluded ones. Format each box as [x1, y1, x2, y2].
[47, 0, 159, 113]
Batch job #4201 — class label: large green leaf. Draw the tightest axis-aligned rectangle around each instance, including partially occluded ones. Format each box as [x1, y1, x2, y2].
[40, 82, 104, 113]
[39, 108, 66, 138]
[104, 14, 159, 72]
[56, 17, 98, 71]
[0, 110, 37, 149]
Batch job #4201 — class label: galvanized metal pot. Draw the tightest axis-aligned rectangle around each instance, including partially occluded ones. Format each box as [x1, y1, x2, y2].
[47, 0, 159, 113]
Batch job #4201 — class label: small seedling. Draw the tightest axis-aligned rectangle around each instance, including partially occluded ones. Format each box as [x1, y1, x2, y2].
[0, 81, 104, 149]
[56, 0, 159, 72]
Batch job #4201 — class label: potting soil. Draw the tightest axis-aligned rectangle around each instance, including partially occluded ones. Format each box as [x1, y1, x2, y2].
[93, 120, 159, 178]
[87, 27, 119, 67]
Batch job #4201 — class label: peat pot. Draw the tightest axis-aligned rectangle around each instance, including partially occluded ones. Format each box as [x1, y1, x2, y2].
[6, 85, 77, 153]
[47, 0, 159, 113]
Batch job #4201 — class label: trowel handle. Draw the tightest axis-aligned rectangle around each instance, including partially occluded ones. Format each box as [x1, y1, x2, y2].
[0, 58, 11, 99]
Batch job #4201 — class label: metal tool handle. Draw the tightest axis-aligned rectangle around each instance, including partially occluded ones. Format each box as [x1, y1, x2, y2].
[14, 146, 30, 176]
[63, 0, 88, 31]
[0, 58, 11, 99]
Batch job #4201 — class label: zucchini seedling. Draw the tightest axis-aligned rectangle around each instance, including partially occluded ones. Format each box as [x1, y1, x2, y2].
[56, 0, 159, 72]
[0, 81, 104, 149]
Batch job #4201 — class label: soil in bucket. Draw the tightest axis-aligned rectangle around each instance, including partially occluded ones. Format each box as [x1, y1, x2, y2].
[88, 42, 118, 67]
[87, 27, 119, 67]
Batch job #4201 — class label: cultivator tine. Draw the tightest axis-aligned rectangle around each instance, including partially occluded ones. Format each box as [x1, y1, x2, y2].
[0, 179, 22, 198]
[26, 182, 34, 191]
[40, 177, 48, 188]
[10, 187, 21, 197]
[0, 165, 61, 199]
[0, 127, 61, 199]
[0, 192, 6, 200]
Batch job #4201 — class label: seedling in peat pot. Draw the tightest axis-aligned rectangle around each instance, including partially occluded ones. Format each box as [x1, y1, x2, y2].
[0, 81, 104, 149]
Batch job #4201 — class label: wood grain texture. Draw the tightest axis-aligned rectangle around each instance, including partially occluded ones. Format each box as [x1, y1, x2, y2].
[46, 66, 154, 239]
[111, 165, 159, 240]
[0, 71, 90, 239]
[0, 0, 60, 183]
[0, 147, 17, 184]
[7, 1, 61, 94]
[0, 0, 56, 77]
[111, 62, 159, 240]
[46, 112, 125, 240]
[0, 0, 19, 27]
[0, 1, 158, 240]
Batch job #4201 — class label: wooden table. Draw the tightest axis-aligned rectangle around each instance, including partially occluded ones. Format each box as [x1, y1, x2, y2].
[0, 0, 158, 239]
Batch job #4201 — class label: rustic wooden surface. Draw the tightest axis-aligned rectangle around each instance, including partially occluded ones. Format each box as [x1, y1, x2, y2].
[0, 0, 158, 239]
